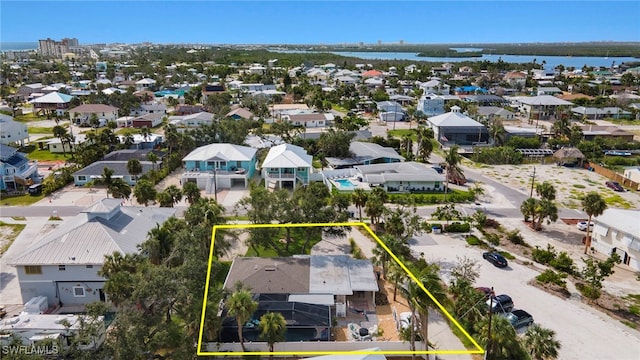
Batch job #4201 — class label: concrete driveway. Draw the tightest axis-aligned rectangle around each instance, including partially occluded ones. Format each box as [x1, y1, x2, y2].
[413, 234, 640, 360]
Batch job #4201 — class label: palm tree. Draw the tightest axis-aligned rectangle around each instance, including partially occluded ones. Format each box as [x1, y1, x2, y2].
[408, 263, 446, 356]
[443, 145, 463, 202]
[96, 167, 115, 198]
[536, 181, 556, 201]
[522, 324, 561, 360]
[476, 316, 528, 360]
[127, 158, 143, 182]
[258, 312, 287, 355]
[226, 289, 258, 352]
[488, 118, 507, 146]
[182, 181, 201, 205]
[388, 261, 408, 302]
[415, 126, 433, 162]
[582, 192, 607, 254]
[351, 188, 368, 221]
[147, 152, 159, 171]
[52, 125, 69, 157]
[140, 125, 151, 143]
[144, 224, 173, 265]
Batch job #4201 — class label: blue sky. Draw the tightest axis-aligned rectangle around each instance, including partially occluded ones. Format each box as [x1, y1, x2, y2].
[2, 1, 639, 44]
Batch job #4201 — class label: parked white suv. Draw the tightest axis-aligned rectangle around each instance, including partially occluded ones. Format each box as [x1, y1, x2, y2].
[577, 221, 594, 231]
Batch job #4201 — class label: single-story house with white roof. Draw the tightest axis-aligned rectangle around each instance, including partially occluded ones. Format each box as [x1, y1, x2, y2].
[353, 161, 445, 193]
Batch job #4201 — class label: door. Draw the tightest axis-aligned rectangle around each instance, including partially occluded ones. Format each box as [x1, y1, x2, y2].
[99, 289, 106, 302]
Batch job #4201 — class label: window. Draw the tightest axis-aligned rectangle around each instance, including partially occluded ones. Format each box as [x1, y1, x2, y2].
[58, 265, 66, 271]
[25, 266, 42, 274]
[86, 265, 93, 269]
[78, 176, 86, 181]
[73, 287, 85, 297]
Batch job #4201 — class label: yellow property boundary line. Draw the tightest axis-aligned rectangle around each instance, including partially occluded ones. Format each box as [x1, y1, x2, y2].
[197, 222, 484, 356]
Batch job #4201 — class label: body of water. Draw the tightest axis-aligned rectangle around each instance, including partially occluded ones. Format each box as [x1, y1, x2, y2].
[273, 50, 639, 69]
[0, 42, 38, 51]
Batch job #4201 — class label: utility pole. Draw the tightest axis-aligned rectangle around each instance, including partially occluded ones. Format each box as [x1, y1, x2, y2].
[484, 287, 495, 360]
[213, 164, 218, 202]
[529, 166, 536, 198]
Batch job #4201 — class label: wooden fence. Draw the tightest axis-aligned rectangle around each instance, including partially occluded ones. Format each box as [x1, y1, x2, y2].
[585, 162, 640, 191]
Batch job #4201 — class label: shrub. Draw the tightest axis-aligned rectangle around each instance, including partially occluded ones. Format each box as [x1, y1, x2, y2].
[536, 269, 567, 288]
[576, 282, 601, 303]
[506, 229, 527, 246]
[466, 235, 483, 246]
[445, 222, 471, 233]
[532, 244, 557, 265]
[485, 233, 500, 246]
[549, 251, 576, 275]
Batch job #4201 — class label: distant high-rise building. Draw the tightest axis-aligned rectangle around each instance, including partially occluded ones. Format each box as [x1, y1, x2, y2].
[377, 40, 382, 46]
[38, 37, 79, 58]
[399, 40, 404, 45]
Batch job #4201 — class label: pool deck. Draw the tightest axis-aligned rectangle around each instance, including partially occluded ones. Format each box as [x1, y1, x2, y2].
[330, 177, 371, 191]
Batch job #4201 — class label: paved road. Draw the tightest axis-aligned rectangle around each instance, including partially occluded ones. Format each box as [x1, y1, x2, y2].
[413, 235, 640, 360]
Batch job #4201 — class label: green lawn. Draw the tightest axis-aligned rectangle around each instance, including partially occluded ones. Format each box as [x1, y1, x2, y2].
[27, 127, 54, 134]
[244, 227, 323, 257]
[388, 129, 417, 141]
[21, 146, 70, 161]
[331, 104, 350, 113]
[14, 112, 46, 122]
[0, 193, 45, 206]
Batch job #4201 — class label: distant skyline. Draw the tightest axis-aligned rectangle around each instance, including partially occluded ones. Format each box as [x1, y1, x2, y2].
[2, 1, 639, 45]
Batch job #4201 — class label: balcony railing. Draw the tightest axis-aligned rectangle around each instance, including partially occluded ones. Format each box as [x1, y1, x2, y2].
[266, 173, 295, 179]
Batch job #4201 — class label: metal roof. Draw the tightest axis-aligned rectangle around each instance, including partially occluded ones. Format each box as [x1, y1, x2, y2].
[10, 200, 175, 265]
[30, 92, 74, 104]
[262, 143, 312, 168]
[428, 111, 484, 127]
[183, 143, 257, 162]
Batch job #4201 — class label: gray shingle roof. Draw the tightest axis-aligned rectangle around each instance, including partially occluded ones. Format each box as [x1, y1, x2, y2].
[73, 161, 154, 177]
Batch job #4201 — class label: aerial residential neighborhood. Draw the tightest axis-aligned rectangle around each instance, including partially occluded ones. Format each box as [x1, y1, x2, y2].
[1, 4, 640, 359]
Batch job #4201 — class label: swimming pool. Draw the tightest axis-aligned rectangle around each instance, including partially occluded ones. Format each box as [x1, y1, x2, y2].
[335, 178, 357, 189]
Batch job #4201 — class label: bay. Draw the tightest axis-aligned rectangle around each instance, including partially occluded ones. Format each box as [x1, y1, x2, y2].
[273, 50, 639, 69]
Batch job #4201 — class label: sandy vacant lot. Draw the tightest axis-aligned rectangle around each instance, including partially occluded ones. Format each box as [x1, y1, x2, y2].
[474, 163, 640, 210]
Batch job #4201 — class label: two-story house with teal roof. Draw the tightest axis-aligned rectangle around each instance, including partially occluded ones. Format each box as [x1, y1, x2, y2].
[181, 143, 258, 191]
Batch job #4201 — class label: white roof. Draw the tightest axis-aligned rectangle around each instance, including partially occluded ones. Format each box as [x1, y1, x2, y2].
[29, 91, 74, 104]
[183, 143, 257, 162]
[308, 255, 378, 296]
[429, 110, 484, 127]
[514, 95, 573, 106]
[135, 78, 156, 84]
[183, 111, 214, 121]
[305, 348, 386, 360]
[595, 209, 640, 239]
[262, 143, 312, 168]
[10, 199, 175, 265]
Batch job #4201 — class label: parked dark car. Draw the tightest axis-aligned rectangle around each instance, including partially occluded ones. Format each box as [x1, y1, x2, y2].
[486, 294, 514, 313]
[605, 181, 624, 192]
[483, 252, 508, 268]
[432, 166, 444, 174]
[504, 309, 534, 328]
